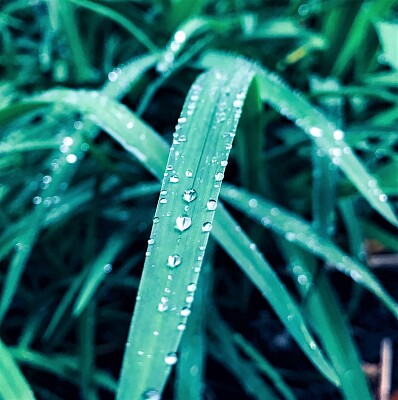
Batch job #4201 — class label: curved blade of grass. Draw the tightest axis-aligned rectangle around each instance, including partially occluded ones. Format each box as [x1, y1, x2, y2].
[9, 348, 116, 393]
[10, 76, 338, 389]
[199, 52, 398, 227]
[0, 339, 35, 400]
[233, 333, 296, 400]
[220, 184, 398, 318]
[0, 53, 158, 325]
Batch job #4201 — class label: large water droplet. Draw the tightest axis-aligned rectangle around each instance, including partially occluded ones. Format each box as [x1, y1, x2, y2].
[165, 352, 178, 365]
[167, 254, 181, 268]
[176, 215, 192, 232]
[206, 199, 217, 211]
[183, 189, 197, 203]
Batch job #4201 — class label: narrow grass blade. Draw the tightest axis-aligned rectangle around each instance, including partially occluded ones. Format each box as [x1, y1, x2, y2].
[233, 333, 296, 400]
[0, 339, 35, 400]
[220, 184, 398, 318]
[9, 348, 117, 393]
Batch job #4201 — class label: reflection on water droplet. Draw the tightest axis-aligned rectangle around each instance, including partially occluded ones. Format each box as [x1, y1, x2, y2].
[297, 274, 308, 285]
[165, 352, 178, 365]
[167, 254, 181, 268]
[183, 189, 197, 202]
[176, 215, 192, 232]
[174, 30, 186, 43]
[202, 222, 212, 232]
[177, 323, 186, 331]
[185, 170, 193, 177]
[310, 341, 317, 350]
[248, 198, 257, 208]
[159, 198, 167, 204]
[63, 137, 73, 146]
[187, 283, 196, 292]
[148, 238, 155, 245]
[74, 121, 83, 130]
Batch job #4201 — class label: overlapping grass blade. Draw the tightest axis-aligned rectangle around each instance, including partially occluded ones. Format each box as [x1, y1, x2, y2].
[220, 184, 398, 317]
[0, 339, 35, 400]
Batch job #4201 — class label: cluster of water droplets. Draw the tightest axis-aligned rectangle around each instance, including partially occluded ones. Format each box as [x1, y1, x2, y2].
[157, 30, 187, 74]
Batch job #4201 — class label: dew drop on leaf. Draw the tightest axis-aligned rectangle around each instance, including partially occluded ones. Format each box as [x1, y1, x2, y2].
[183, 189, 197, 202]
[202, 222, 212, 232]
[206, 199, 217, 211]
[214, 172, 224, 181]
[167, 254, 181, 268]
[180, 307, 191, 317]
[170, 175, 179, 183]
[175, 215, 192, 232]
[142, 389, 161, 400]
[185, 169, 193, 177]
[164, 352, 178, 365]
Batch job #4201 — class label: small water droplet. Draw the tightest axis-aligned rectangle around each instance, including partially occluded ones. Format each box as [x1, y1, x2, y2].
[186, 295, 194, 303]
[185, 170, 193, 177]
[180, 307, 191, 317]
[148, 238, 155, 245]
[297, 274, 308, 285]
[206, 199, 217, 211]
[177, 323, 186, 331]
[176, 215, 192, 232]
[32, 196, 42, 205]
[248, 198, 257, 208]
[66, 154, 77, 163]
[103, 264, 112, 273]
[333, 129, 344, 140]
[174, 30, 186, 43]
[63, 136, 73, 146]
[202, 222, 212, 232]
[187, 283, 196, 292]
[153, 216, 160, 224]
[220, 160, 228, 167]
[183, 189, 197, 202]
[142, 389, 161, 400]
[159, 198, 167, 204]
[158, 303, 168, 312]
[379, 193, 388, 202]
[167, 254, 181, 268]
[214, 172, 224, 181]
[74, 121, 83, 130]
[165, 352, 178, 365]
[127, 121, 134, 129]
[309, 127, 322, 137]
[170, 175, 179, 183]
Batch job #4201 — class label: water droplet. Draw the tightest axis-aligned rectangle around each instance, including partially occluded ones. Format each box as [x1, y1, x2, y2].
[206, 199, 217, 211]
[153, 331, 159, 336]
[185, 170, 193, 177]
[33, 196, 42, 205]
[103, 264, 112, 273]
[63, 136, 73, 146]
[379, 193, 388, 202]
[176, 215, 192, 232]
[297, 274, 308, 285]
[170, 175, 179, 183]
[178, 117, 187, 124]
[186, 295, 194, 303]
[202, 222, 212, 232]
[177, 323, 186, 331]
[285, 232, 295, 241]
[145, 251, 151, 257]
[66, 154, 77, 163]
[183, 189, 197, 202]
[127, 121, 134, 129]
[153, 216, 160, 224]
[158, 302, 168, 312]
[187, 283, 196, 292]
[309, 127, 322, 137]
[180, 307, 191, 317]
[159, 198, 167, 204]
[174, 30, 186, 43]
[167, 254, 181, 268]
[333, 129, 344, 140]
[108, 71, 118, 81]
[142, 389, 161, 400]
[148, 238, 155, 245]
[165, 352, 178, 365]
[310, 341, 317, 350]
[261, 217, 271, 226]
[220, 160, 228, 167]
[248, 198, 257, 208]
[214, 172, 224, 181]
[74, 121, 83, 130]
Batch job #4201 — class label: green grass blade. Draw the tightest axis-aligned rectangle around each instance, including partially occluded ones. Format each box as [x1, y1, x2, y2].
[199, 52, 398, 227]
[0, 339, 35, 400]
[220, 184, 398, 318]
